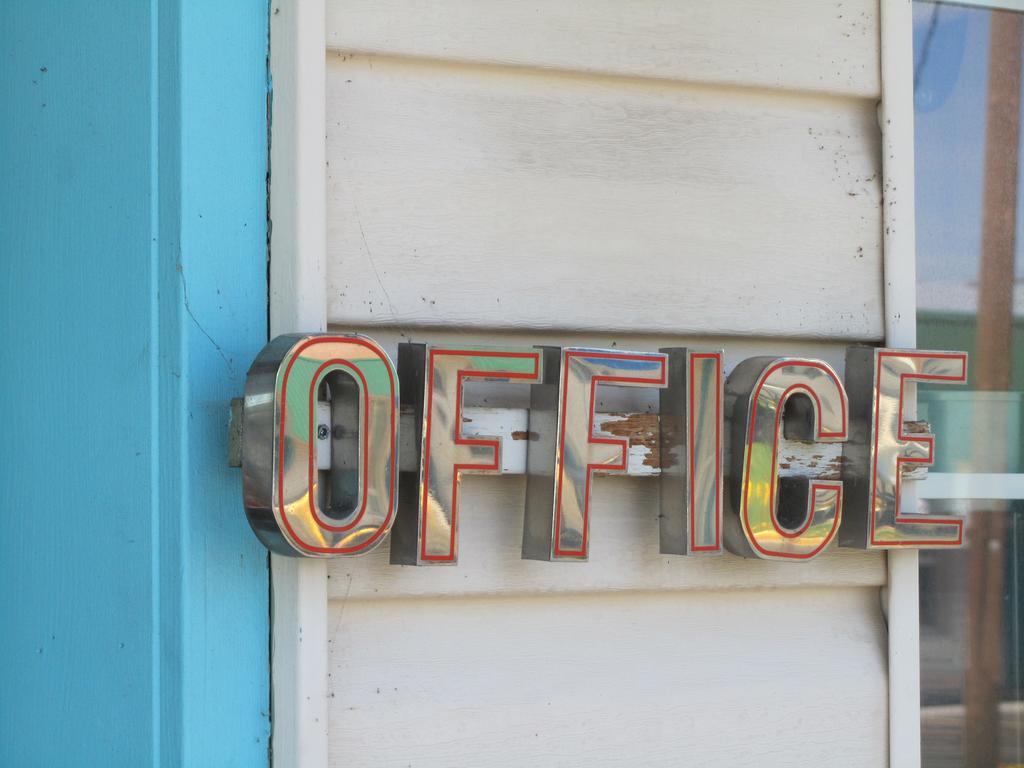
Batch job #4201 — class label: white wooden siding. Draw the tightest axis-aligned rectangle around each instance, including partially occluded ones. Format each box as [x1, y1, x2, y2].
[325, 54, 884, 338]
[315, 2, 890, 766]
[327, 587, 888, 767]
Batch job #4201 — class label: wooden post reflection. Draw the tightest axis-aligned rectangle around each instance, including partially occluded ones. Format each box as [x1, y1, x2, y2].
[965, 511, 1009, 768]
[974, 11, 1021, 394]
[966, 10, 1021, 768]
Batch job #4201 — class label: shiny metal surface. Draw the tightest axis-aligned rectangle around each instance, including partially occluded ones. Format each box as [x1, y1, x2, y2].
[522, 347, 668, 561]
[242, 333, 400, 557]
[724, 357, 848, 560]
[389, 344, 543, 565]
[658, 349, 724, 555]
[840, 347, 968, 549]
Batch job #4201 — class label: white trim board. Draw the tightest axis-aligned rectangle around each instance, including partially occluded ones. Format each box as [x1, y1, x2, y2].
[880, 0, 926, 765]
[268, 1, 330, 767]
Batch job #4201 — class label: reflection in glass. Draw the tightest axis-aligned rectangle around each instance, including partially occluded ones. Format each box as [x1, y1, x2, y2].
[914, 2, 1024, 766]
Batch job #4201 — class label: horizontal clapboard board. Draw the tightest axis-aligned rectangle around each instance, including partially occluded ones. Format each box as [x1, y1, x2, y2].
[325, 55, 884, 338]
[325, 0, 880, 97]
[327, 586, 888, 766]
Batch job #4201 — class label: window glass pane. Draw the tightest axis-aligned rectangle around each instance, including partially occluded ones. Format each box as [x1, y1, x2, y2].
[914, 3, 1024, 766]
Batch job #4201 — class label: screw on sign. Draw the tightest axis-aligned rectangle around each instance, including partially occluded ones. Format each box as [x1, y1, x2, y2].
[237, 334, 967, 563]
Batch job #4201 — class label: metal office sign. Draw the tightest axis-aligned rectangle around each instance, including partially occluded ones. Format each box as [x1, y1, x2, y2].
[237, 334, 968, 563]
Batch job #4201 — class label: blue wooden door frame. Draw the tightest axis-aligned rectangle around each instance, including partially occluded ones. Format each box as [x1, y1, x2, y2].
[1, 2, 271, 765]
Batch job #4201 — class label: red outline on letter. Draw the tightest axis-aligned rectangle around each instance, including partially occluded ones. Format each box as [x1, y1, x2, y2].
[276, 336, 398, 555]
[741, 360, 848, 560]
[419, 349, 542, 563]
[553, 351, 668, 558]
[868, 351, 967, 547]
[689, 352, 723, 553]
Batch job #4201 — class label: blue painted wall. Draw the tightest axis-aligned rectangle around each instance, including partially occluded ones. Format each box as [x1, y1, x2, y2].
[1, 2, 270, 766]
